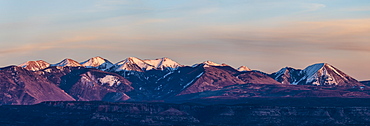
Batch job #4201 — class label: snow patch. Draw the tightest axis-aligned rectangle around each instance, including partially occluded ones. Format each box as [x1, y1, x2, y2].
[98, 75, 121, 86]
[183, 72, 204, 88]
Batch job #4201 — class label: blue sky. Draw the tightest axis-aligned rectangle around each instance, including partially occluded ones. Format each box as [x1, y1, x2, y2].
[1, 0, 370, 80]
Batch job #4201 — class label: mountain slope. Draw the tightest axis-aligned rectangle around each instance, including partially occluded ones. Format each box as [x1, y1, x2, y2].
[237, 71, 281, 85]
[176, 65, 281, 96]
[37, 66, 80, 86]
[361, 81, 370, 86]
[0, 66, 75, 105]
[59, 69, 133, 101]
[119, 65, 255, 100]
[177, 66, 245, 95]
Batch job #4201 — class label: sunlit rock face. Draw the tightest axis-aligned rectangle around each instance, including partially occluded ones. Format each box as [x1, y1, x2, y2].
[18, 60, 50, 71]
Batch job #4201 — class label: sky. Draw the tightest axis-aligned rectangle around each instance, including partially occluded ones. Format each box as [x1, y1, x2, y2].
[0, 0, 370, 80]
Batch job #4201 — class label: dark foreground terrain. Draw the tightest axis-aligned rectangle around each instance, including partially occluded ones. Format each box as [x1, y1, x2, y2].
[2, 98, 370, 126]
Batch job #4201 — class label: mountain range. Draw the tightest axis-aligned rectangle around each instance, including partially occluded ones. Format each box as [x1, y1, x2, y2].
[0, 56, 368, 105]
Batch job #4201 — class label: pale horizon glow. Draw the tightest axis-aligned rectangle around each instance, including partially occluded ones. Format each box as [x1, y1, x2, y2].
[1, 0, 370, 80]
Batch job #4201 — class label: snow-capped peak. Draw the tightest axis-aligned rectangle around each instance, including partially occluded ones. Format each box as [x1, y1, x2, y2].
[52, 58, 83, 67]
[81, 56, 107, 67]
[113, 57, 155, 72]
[203, 61, 222, 66]
[299, 63, 362, 86]
[80, 56, 114, 71]
[237, 66, 251, 71]
[192, 61, 229, 67]
[18, 60, 50, 71]
[143, 57, 182, 70]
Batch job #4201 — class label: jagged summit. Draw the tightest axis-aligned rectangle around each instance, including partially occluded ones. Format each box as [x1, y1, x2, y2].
[80, 56, 114, 71]
[143, 57, 182, 70]
[18, 60, 50, 71]
[237, 66, 251, 71]
[270, 67, 304, 85]
[112, 57, 155, 72]
[52, 58, 82, 67]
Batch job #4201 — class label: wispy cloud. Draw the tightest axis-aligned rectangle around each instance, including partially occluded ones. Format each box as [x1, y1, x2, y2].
[0, 36, 98, 54]
[194, 18, 370, 54]
[89, 0, 132, 12]
[302, 3, 326, 11]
